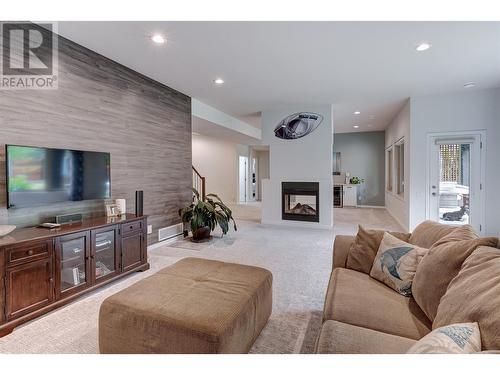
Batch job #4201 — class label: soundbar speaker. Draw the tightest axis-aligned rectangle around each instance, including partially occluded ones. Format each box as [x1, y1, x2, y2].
[135, 190, 143, 216]
[56, 213, 83, 225]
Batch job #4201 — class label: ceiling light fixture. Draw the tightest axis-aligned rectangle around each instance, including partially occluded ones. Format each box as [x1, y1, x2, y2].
[416, 42, 431, 52]
[353, 125, 360, 129]
[214, 78, 225, 85]
[354, 111, 361, 115]
[463, 82, 476, 88]
[151, 34, 166, 44]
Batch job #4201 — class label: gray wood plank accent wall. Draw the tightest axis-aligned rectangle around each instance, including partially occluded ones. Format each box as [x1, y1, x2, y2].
[0, 29, 192, 244]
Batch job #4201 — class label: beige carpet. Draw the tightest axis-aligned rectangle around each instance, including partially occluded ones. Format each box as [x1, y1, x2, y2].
[0, 206, 403, 354]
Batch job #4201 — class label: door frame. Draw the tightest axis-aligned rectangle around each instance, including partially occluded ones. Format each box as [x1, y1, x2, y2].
[238, 155, 249, 203]
[426, 130, 486, 234]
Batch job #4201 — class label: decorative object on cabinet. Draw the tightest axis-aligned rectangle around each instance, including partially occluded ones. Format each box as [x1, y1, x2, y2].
[115, 199, 126, 215]
[135, 190, 144, 216]
[349, 176, 365, 185]
[106, 203, 121, 217]
[0, 225, 16, 237]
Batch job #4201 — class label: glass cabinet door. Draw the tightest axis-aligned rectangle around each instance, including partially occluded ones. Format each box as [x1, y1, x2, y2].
[94, 230, 116, 280]
[59, 237, 87, 293]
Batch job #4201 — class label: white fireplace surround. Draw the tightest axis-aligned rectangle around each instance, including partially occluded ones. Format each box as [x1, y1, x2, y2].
[260, 104, 334, 229]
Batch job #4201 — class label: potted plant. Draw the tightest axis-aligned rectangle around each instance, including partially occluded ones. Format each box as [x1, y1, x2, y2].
[179, 188, 237, 242]
[349, 176, 365, 185]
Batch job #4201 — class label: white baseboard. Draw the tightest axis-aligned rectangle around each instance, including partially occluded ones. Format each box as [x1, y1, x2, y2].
[355, 205, 386, 209]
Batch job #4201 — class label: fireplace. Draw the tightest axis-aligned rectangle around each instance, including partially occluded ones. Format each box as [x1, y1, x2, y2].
[282, 182, 319, 222]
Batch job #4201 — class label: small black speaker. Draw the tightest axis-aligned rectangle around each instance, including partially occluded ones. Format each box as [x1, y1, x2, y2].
[135, 190, 143, 216]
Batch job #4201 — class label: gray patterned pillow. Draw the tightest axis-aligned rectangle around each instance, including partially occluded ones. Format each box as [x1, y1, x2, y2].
[407, 322, 481, 354]
[370, 232, 428, 296]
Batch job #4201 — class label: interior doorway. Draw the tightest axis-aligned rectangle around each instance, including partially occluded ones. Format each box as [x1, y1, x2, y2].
[238, 156, 248, 202]
[427, 132, 484, 234]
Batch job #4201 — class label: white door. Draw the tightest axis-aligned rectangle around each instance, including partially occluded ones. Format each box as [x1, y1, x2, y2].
[428, 133, 484, 233]
[238, 156, 248, 202]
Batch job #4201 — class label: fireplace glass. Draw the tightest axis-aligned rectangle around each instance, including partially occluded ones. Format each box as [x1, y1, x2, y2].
[282, 182, 319, 222]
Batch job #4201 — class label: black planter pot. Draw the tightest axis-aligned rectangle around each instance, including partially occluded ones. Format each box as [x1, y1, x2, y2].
[192, 226, 211, 242]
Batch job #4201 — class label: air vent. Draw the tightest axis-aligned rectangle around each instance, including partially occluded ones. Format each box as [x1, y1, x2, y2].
[158, 223, 183, 242]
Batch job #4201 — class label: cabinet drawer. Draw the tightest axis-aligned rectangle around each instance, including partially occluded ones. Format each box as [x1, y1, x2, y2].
[6, 240, 53, 267]
[121, 220, 144, 236]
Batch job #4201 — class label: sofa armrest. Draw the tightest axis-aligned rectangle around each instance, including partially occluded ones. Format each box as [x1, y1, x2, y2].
[332, 235, 355, 270]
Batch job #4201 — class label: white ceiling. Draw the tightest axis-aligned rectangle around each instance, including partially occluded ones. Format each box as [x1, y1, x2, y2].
[56, 21, 500, 133]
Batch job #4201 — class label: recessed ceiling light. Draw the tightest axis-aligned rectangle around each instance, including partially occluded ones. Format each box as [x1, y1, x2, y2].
[354, 111, 361, 115]
[416, 42, 431, 52]
[151, 34, 166, 44]
[214, 78, 225, 85]
[353, 125, 360, 129]
[464, 82, 476, 88]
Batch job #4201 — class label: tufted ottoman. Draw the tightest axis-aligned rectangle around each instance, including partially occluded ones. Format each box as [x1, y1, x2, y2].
[99, 257, 273, 353]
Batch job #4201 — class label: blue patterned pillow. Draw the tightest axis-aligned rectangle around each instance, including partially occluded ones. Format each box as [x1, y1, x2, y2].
[370, 232, 428, 296]
[407, 322, 481, 354]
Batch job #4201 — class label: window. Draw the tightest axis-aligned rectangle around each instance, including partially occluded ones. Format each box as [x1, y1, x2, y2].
[386, 147, 393, 192]
[395, 139, 405, 196]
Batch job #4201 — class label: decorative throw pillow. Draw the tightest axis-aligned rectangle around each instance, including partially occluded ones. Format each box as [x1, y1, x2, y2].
[434, 246, 500, 350]
[346, 225, 410, 274]
[407, 322, 481, 354]
[408, 220, 458, 249]
[411, 226, 497, 322]
[370, 232, 428, 296]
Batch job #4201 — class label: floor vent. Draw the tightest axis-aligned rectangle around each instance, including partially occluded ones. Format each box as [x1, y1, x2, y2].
[158, 223, 184, 242]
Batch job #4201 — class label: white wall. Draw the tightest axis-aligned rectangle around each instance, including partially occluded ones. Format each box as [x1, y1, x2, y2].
[409, 88, 500, 235]
[385, 100, 411, 230]
[261, 105, 334, 228]
[192, 134, 238, 203]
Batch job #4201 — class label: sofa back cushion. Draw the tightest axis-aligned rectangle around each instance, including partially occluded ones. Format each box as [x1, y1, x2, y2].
[434, 246, 500, 350]
[412, 226, 497, 321]
[370, 232, 428, 296]
[346, 225, 410, 274]
[409, 220, 458, 249]
[407, 322, 481, 354]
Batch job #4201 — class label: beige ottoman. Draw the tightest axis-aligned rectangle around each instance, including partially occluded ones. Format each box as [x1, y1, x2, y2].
[99, 257, 273, 353]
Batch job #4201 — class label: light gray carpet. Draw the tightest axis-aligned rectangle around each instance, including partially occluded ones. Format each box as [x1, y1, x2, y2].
[0, 206, 403, 354]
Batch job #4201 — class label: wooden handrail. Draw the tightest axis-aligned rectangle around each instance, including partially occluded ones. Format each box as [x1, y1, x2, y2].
[192, 166, 206, 200]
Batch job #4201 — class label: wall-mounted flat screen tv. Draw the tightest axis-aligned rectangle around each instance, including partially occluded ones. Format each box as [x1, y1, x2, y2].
[6, 145, 111, 209]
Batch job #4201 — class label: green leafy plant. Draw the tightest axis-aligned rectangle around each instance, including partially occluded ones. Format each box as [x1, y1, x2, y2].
[179, 188, 237, 236]
[349, 176, 365, 184]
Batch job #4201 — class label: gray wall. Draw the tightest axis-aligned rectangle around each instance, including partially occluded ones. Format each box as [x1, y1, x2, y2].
[0, 30, 192, 244]
[333, 131, 385, 206]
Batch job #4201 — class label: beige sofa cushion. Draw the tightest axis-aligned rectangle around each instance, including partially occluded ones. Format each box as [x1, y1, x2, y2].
[346, 225, 410, 274]
[412, 227, 497, 321]
[409, 220, 457, 249]
[434, 246, 500, 350]
[370, 233, 428, 296]
[316, 320, 416, 354]
[323, 268, 431, 340]
[407, 322, 481, 354]
[99, 257, 273, 354]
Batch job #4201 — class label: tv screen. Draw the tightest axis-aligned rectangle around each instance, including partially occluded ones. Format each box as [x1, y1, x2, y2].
[6, 145, 111, 209]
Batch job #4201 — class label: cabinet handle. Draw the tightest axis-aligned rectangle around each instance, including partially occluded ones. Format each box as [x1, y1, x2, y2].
[27, 249, 34, 256]
[49, 278, 54, 283]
